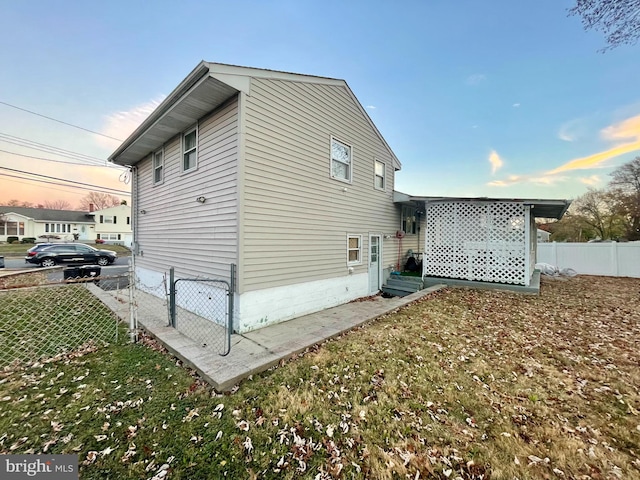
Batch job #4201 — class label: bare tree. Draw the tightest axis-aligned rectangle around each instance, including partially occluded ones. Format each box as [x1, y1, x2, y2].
[569, 0, 640, 50]
[609, 156, 640, 240]
[78, 192, 122, 211]
[5, 199, 34, 207]
[572, 188, 625, 240]
[43, 200, 72, 210]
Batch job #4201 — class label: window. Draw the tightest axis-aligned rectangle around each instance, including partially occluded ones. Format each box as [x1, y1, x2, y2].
[45, 223, 71, 233]
[153, 149, 164, 184]
[100, 233, 121, 241]
[374, 160, 385, 190]
[183, 127, 198, 171]
[347, 235, 362, 265]
[100, 215, 116, 224]
[331, 137, 352, 182]
[126, 216, 130, 225]
[401, 206, 417, 235]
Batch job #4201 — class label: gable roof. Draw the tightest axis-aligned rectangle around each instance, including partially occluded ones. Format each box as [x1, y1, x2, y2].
[0, 206, 94, 223]
[108, 62, 400, 169]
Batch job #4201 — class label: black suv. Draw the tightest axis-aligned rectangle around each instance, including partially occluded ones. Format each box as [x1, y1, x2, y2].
[26, 244, 117, 267]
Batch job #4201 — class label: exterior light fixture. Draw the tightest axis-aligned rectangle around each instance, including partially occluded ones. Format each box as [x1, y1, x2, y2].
[196, 196, 206, 204]
[139, 209, 147, 214]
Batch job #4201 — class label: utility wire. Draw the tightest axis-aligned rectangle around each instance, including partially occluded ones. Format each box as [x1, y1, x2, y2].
[0, 148, 124, 169]
[0, 172, 130, 196]
[0, 166, 131, 195]
[0, 132, 108, 165]
[0, 173, 101, 198]
[0, 100, 123, 142]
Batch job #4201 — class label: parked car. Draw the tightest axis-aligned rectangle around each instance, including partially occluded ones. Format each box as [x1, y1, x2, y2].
[26, 244, 117, 267]
[25, 243, 59, 262]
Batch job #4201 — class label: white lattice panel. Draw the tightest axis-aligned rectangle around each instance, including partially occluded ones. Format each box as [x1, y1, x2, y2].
[424, 201, 527, 285]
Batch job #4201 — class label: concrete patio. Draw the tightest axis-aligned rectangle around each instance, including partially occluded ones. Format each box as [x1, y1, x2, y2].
[91, 284, 445, 392]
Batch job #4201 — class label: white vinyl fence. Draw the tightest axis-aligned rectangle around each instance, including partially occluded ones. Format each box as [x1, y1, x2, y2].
[537, 242, 640, 278]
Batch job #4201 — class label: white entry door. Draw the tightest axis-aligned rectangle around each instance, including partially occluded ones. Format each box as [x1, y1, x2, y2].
[368, 234, 382, 294]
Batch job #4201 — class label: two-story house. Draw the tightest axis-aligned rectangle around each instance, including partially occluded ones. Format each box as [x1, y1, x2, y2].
[109, 62, 570, 333]
[109, 62, 404, 332]
[91, 204, 133, 247]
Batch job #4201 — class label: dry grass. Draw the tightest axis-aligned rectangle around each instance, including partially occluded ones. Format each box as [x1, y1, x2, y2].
[237, 275, 640, 479]
[1, 275, 638, 479]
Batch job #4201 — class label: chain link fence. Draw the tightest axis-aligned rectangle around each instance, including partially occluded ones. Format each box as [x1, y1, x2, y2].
[1, 260, 236, 369]
[172, 278, 231, 355]
[0, 279, 123, 370]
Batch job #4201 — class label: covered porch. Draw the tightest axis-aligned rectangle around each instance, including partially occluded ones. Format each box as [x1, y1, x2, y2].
[394, 193, 570, 289]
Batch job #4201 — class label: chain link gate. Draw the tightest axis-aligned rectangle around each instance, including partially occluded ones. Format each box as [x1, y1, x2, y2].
[169, 266, 234, 356]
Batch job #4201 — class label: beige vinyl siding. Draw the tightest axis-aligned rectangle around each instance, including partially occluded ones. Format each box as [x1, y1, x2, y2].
[241, 78, 398, 291]
[135, 97, 239, 281]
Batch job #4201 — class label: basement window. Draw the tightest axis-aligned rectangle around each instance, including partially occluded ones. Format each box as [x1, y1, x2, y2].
[347, 234, 362, 265]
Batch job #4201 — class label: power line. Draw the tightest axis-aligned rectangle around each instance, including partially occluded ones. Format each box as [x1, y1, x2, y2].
[0, 174, 97, 198]
[0, 132, 109, 165]
[0, 148, 124, 169]
[0, 166, 131, 195]
[0, 100, 123, 142]
[0, 172, 130, 197]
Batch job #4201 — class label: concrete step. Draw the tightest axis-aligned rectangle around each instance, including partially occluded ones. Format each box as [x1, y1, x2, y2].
[381, 285, 416, 297]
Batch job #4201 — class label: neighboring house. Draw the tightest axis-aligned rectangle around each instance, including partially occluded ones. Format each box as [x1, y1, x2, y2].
[91, 205, 133, 247]
[109, 62, 403, 332]
[0, 206, 95, 243]
[537, 228, 551, 243]
[109, 62, 570, 333]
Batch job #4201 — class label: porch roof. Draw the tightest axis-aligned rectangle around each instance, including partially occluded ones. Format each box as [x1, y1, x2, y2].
[393, 192, 571, 220]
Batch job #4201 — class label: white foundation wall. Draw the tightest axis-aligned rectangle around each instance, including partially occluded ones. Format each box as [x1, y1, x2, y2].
[135, 266, 370, 334]
[235, 273, 369, 332]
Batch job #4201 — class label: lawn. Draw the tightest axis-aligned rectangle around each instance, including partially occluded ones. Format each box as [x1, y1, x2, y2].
[1, 276, 639, 479]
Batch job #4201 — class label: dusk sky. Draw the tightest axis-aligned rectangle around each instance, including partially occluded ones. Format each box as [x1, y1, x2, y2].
[0, 0, 638, 208]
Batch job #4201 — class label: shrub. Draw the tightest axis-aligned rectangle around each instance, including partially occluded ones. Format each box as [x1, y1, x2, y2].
[7, 236, 19, 244]
[21, 237, 36, 244]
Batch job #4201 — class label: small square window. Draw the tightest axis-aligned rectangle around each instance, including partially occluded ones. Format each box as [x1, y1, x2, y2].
[347, 234, 362, 265]
[153, 149, 164, 184]
[183, 128, 197, 171]
[374, 160, 385, 190]
[331, 137, 352, 183]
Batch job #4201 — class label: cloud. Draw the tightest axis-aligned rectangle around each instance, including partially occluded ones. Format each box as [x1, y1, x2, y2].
[466, 74, 486, 85]
[547, 114, 640, 175]
[488, 113, 640, 189]
[580, 175, 601, 186]
[557, 116, 589, 142]
[512, 103, 521, 108]
[488, 150, 504, 175]
[366, 105, 376, 110]
[96, 97, 165, 149]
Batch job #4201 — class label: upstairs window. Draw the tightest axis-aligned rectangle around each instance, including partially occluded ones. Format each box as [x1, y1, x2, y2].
[153, 149, 164, 184]
[374, 160, 386, 190]
[100, 215, 116, 224]
[331, 137, 352, 183]
[183, 127, 198, 172]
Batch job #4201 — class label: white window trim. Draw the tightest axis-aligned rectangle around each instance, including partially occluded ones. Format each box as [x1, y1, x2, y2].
[347, 234, 362, 266]
[374, 159, 386, 191]
[330, 136, 353, 184]
[153, 148, 164, 185]
[182, 125, 198, 173]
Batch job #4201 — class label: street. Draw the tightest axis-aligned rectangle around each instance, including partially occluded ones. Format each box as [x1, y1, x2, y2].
[1, 256, 131, 290]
